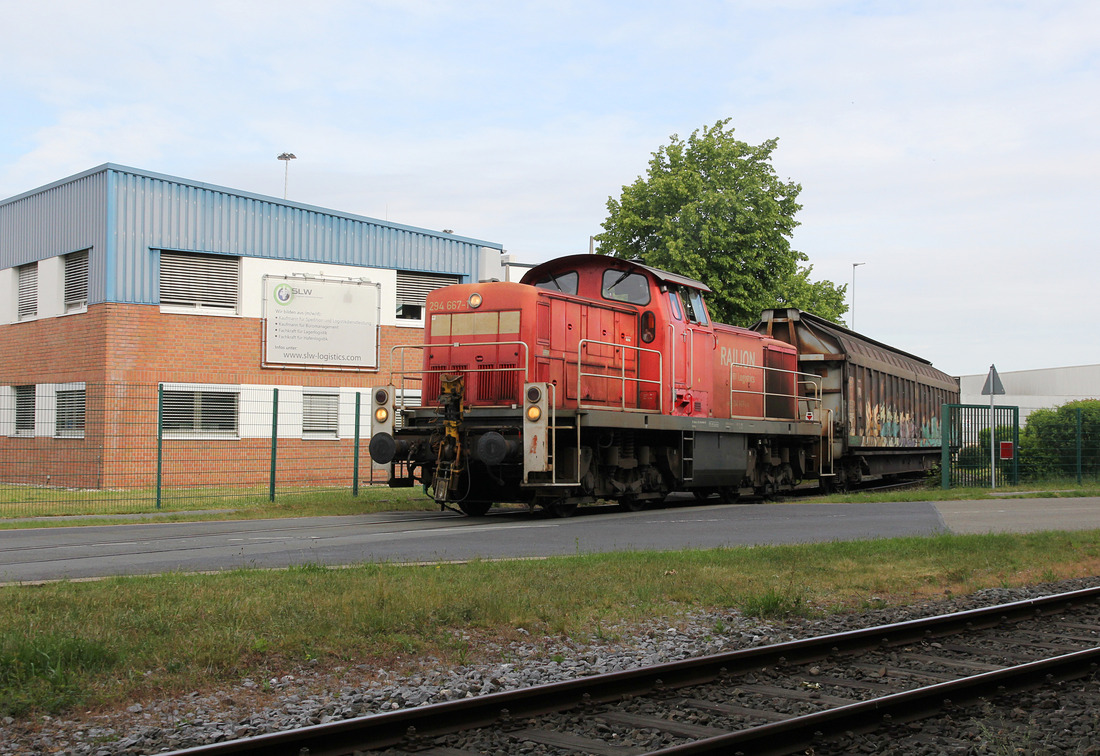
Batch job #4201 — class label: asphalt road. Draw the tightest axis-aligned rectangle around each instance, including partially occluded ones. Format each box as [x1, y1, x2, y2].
[2, 496, 1099, 584]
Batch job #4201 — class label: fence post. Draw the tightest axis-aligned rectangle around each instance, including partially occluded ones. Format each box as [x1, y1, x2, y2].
[269, 388, 279, 502]
[352, 391, 361, 496]
[156, 383, 163, 510]
[941, 403, 950, 490]
[1011, 406, 1019, 485]
[1077, 407, 1083, 484]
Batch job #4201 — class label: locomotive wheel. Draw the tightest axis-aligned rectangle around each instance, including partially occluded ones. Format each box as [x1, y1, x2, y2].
[458, 500, 492, 517]
[692, 489, 712, 501]
[618, 496, 646, 513]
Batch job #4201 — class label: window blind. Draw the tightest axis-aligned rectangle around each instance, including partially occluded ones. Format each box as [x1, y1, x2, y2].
[395, 271, 460, 305]
[303, 393, 339, 436]
[160, 252, 240, 310]
[17, 264, 37, 319]
[64, 250, 89, 311]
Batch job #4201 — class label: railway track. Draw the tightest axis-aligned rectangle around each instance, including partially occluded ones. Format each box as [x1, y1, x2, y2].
[162, 586, 1100, 756]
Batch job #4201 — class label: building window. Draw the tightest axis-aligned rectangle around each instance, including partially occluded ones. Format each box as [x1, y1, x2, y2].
[162, 390, 238, 436]
[64, 250, 89, 312]
[396, 270, 460, 320]
[302, 392, 339, 438]
[160, 251, 240, 311]
[55, 388, 86, 438]
[17, 263, 37, 320]
[14, 385, 35, 437]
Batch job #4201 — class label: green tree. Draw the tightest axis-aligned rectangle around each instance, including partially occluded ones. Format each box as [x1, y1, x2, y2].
[596, 119, 846, 327]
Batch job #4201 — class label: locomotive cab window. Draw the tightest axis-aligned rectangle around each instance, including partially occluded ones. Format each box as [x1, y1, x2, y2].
[601, 269, 651, 305]
[681, 286, 709, 325]
[533, 270, 578, 295]
[668, 290, 683, 321]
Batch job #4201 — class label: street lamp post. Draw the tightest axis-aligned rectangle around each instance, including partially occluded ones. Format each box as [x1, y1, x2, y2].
[277, 153, 297, 199]
[851, 262, 866, 330]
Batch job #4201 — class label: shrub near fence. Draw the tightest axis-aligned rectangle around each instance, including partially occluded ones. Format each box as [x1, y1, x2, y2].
[0, 382, 387, 516]
[1019, 400, 1100, 483]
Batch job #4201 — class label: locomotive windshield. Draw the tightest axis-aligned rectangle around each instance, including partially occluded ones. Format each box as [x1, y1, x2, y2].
[533, 270, 578, 295]
[601, 269, 651, 305]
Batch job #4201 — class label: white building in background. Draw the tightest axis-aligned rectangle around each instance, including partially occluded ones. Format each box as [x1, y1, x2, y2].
[958, 364, 1100, 424]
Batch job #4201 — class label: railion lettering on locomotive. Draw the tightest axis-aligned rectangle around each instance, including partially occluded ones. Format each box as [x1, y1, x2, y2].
[719, 346, 757, 368]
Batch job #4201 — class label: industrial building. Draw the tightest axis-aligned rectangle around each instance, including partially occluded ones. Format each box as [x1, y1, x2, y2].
[0, 164, 505, 488]
[958, 364, 1100, 423]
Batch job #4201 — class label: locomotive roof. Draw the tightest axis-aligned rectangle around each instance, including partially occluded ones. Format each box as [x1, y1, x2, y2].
[521, 254, 712, 293]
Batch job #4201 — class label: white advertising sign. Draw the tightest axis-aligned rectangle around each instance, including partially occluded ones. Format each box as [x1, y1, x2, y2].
[263, 276, 380, 369]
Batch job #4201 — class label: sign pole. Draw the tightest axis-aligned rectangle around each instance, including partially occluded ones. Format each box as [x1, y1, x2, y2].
[981, 364, 1006, 489]
[990, 389, 996, 489]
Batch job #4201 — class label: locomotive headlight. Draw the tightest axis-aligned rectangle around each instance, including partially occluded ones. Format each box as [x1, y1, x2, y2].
[468, 292, 483, 309]
[374, 407, 390, 424]
[525, 405, 542, 423]
[374, 388, 389, 405]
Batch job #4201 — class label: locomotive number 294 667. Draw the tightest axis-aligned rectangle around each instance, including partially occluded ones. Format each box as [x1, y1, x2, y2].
[428, 299, 469, 313]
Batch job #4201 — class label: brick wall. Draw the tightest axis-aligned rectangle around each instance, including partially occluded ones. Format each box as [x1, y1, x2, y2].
[1, 305, 422, 490]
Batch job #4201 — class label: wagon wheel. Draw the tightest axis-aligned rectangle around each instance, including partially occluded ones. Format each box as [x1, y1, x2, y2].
[458, 500, 492, 517]
[822, 472, 850, 495]
[718, 486, 741, 504]
[692, 489, 713, 501]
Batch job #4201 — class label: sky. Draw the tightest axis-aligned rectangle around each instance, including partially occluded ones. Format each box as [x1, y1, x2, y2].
[2, 0, 1098, 378]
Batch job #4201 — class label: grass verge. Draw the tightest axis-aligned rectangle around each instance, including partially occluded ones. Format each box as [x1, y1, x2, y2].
[2, 529, 1099, 717]
[6, 479, 1100, 528]
[0, 485, 438, 528]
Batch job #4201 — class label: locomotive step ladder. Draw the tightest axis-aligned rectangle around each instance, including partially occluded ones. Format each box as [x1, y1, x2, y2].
[682, 430, 695, 483]
[542, 412, 583, 486]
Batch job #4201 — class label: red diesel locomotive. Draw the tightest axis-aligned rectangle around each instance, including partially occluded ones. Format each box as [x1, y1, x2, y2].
[368, 254, 957, 515]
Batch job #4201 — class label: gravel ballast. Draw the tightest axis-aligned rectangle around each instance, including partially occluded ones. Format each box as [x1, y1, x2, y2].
[3, 576, 1100, 756]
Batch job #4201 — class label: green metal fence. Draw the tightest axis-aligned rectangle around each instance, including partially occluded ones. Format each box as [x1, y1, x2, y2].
[941, 404, 1019, 488]
[1014, 402, 1100, 484]
[0, 382, 385, 517]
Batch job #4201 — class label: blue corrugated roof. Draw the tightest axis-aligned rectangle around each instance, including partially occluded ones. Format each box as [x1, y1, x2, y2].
[1, 163, 504, 306]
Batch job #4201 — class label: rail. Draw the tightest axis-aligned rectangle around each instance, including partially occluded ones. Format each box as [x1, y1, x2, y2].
[155, 585, 1100, 756]
[576, 338, 664, 413]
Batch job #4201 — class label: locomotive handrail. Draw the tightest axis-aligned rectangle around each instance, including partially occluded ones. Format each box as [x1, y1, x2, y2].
[667, 323, 677, 410]
[575, 339, 664, 413]
[822, 407, 835, 478]
[726, 361, 824, 423]
[547, 381, 583, 487]
[388, 341, 531, 412]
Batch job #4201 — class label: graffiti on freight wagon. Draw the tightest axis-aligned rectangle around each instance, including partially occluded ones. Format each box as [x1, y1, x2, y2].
[853, 401, 942, 447]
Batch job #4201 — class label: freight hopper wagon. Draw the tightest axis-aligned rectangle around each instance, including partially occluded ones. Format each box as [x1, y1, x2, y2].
[369, 254, 826, 516]
[753, 308, 959, 492]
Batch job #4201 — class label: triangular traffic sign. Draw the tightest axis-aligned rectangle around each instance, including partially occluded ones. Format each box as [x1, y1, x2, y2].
[981, 364, 1005, 396]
